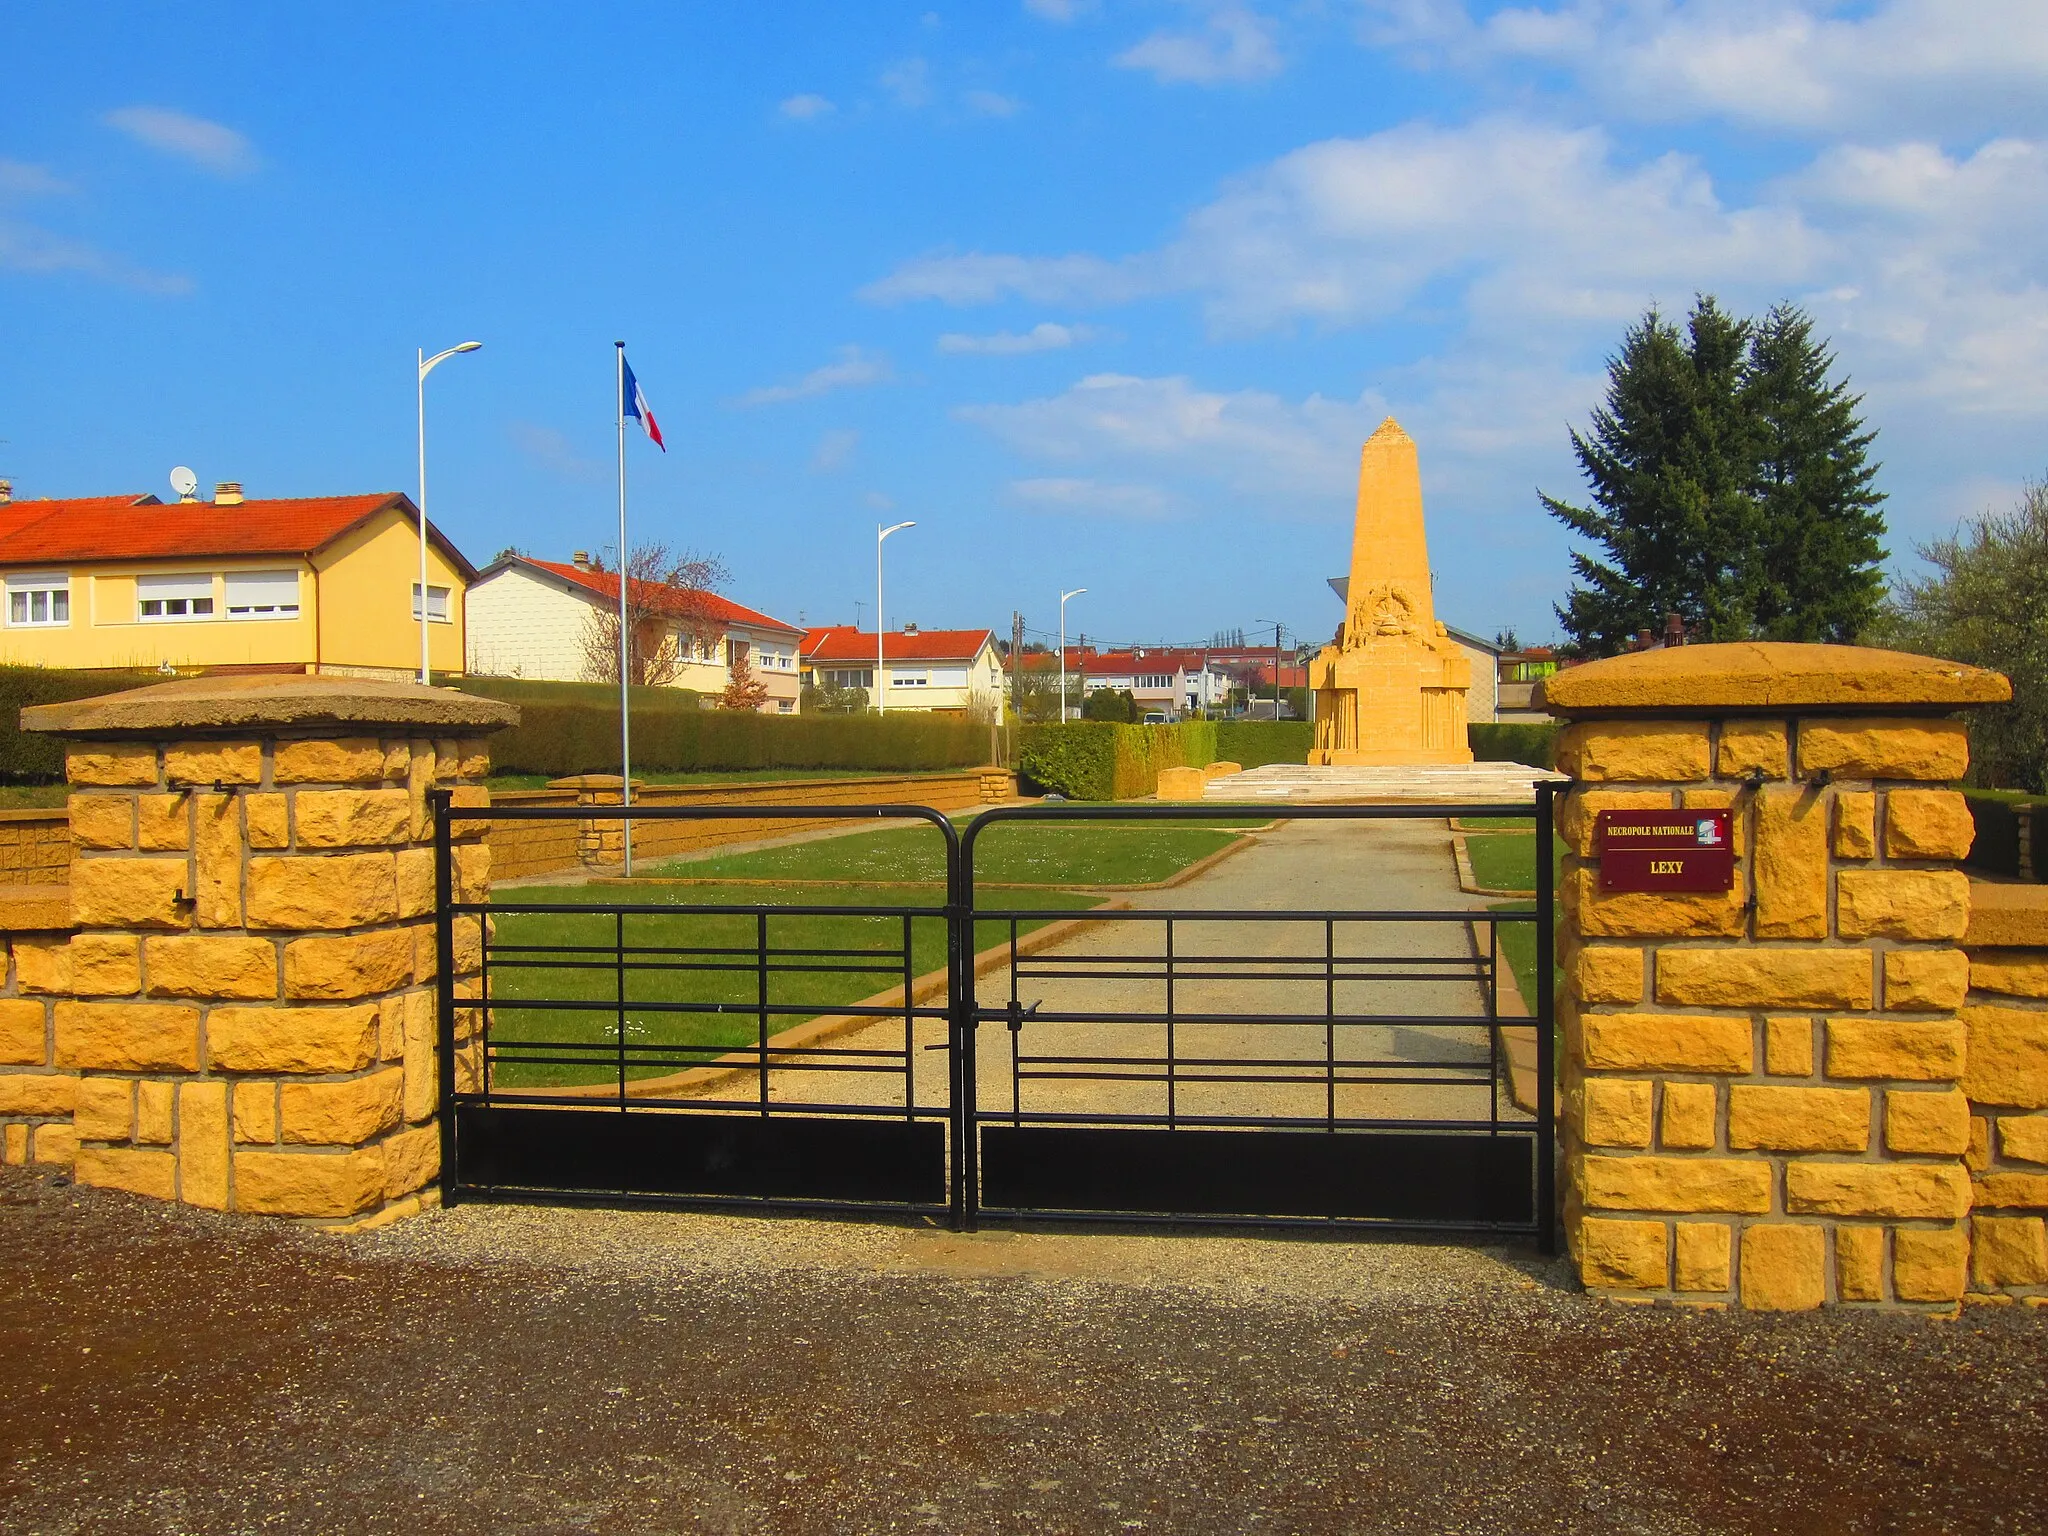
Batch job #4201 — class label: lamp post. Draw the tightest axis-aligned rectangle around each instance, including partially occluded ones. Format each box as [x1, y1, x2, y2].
[875, 520, 916, 713]
[1058, 587, 1087, 723]
[415, 340, 482, 685]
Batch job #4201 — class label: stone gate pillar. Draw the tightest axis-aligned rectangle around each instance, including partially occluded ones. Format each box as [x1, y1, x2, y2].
[17, 676, 514, 1224]
[1539, 644, 2010, 1310]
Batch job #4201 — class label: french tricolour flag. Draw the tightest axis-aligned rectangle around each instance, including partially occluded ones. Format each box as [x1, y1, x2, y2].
[621, 354, 666, 451]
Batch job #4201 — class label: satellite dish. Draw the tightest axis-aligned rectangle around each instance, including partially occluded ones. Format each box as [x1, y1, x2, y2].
[169, 466, 199, 500]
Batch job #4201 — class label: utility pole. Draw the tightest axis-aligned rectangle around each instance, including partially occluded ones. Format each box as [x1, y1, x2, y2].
[1011, 611, 1024, 723]
[1274, 622, 1284, 718]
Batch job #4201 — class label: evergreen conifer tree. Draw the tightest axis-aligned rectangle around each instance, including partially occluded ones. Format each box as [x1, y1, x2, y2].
[1743, 304, 1888, 641]
[1544, 296, 1886, 655]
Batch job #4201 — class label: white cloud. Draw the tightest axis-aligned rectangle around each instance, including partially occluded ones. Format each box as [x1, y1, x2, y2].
[874, 117, 2048, 417]
[0, 153, 186, 293]
[881, 58, 933, 108]
[812, 428, 860, 471]
[738, 346, 895, 406]
[0, 159, 73, 197]
[863, 250, 1147, 306]
[103, 106, 258, 175]
[1115, 3, 1284, 85]
[0, 221, 191, 294]
[871, 118, 1819, 332]
[1024, 0, 1094, 20]
[937, 321, 1100, 355]
[1362, 1, 2048, 135]
[1009, 477, 1175, 519]
[963, 373, 1375, 496]
[864, 490, 896, 510]
[964, 89, 1022, 118]
[779, 93, 836, 120]
[508, 422, 604, 482]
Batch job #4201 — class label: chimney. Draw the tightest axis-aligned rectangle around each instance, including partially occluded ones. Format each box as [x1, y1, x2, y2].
[1663, 612, 1686, 647]
[1634, 627, 1654, 651]
[902, 621, 919, 635]
[0, 479, 10, 504]
[214, 481, 244, 505]
[572, 550, 592, 570]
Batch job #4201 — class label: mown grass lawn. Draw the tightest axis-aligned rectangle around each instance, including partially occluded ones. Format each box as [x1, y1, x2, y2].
[480, 814, 1261, 1089]
[1463, 828, 1567, 893]
[486, 767, 912, 792]
[484, 882, 1102, 1089]
[646, 815, 1263, 889]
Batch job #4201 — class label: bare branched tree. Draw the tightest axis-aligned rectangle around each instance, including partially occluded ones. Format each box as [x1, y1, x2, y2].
[578, 543, 731, 687]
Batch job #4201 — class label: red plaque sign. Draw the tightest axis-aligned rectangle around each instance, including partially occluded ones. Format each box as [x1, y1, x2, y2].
[1596, 809, 1735, 892]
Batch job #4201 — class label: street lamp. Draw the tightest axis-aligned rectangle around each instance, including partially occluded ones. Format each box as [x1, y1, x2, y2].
[416, 340, 482, 685]
[1058, 587, 1088, 723]
[875, 520, 916, 714]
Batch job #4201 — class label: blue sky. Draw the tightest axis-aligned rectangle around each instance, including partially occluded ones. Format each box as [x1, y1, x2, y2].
[4, 2, 2043, 653]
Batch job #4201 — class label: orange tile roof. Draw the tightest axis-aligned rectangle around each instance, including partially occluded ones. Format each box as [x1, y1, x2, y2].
[523, 558, 802, 636]
[0, 493, 478, 578]
[801, 625, 995, 663]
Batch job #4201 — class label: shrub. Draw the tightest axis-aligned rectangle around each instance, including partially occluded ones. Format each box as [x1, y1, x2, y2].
[1018, 721, 1219, 799]
[0, 665, 169, 781]
[1470, 722, 1561, 769]
[1081, 687, 1138, 722]
[1213, 720, 1313, 768]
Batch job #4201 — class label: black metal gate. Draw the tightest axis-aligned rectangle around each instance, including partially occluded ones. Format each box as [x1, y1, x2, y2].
[434, 791, 1556, 1250]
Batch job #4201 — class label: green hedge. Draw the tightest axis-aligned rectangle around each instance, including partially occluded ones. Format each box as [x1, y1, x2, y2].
[480, 700, 988, 778]
[1470, 721, 1561, 769]
[1016, 717, 1561, 799]
[0, 666, 169, 781]
[1214, 720, 1313, 768]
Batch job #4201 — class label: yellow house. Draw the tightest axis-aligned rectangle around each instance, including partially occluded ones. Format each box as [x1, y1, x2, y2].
[0, 483, 475, 678]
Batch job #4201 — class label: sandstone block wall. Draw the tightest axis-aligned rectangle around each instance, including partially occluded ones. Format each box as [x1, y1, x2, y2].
[1961, 895, 2048, 1299]
[0, 808, 73, 885]
[1558, 707, 2041, 1310]
[0, 733, 492, 1224]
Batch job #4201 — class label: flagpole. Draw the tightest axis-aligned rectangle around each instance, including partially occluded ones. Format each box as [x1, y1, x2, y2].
[615, 341, 633, 876]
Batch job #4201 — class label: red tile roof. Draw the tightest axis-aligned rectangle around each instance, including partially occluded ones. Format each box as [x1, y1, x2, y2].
[522, 558, 802, 636]
[801, 625, 995, 663]
[0, 493, 478, 578]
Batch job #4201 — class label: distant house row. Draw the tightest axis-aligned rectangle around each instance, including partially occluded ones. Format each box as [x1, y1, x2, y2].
[0, 481, 1003, 715]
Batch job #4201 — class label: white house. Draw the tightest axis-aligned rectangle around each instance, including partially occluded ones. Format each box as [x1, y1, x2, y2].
[1067, 648, 1236, 720]
[466, 553, 804, 712]
[800, 625, 1004, 715]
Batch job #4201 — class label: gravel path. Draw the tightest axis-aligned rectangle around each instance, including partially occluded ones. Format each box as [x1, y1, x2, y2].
[3, 1165, 2043, 1535]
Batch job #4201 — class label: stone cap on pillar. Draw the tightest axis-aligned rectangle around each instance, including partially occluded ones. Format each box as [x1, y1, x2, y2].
[1536, 642, 2010, 719]
[19, 674, 520, 740]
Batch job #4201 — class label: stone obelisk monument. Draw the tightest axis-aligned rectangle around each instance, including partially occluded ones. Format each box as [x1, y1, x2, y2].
[1308, 418, 1473, 765]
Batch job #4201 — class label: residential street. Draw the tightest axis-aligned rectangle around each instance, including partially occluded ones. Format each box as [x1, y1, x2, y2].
[2, 1166, 2041, 1535]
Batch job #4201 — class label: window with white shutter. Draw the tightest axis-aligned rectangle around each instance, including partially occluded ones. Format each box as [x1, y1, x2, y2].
[224, 569, 301, 619]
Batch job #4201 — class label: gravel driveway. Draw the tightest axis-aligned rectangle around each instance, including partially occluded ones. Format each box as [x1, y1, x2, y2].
[2, 1165, 2042, 1535]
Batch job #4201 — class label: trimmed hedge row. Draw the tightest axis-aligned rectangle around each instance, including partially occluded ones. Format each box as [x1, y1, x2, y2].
[0, 667, 987, 784]
[1016, 722, 1219, 801]
[1213, 720, 1313, 768]
[1470, 721, 1562, 770]
[0, 666, 169, 781]
[482, 699, 989, 778]
[1018, 718, 1565, 799]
